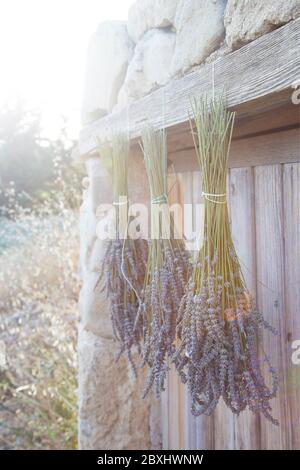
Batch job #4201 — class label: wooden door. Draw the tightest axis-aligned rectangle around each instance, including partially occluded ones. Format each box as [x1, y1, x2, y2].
[162, 123, 300, 450]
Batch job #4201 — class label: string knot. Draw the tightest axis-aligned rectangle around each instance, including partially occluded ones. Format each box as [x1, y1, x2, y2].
[113, 198, 128, 206]
[151, 194, 168, 205]
[202, 191, 227, 204]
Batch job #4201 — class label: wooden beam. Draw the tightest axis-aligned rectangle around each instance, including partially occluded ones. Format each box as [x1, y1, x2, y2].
[167, 102, 299, 153]
[79, 17, 300, 157]
[170, 127, 300, 172]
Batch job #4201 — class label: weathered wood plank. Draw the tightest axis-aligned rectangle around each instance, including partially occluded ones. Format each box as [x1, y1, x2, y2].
[185, 391, 197, 450]
[191, 171, 214, 450]
[159, 162, 300, 450]
[79, 18, 300, 157]
[232, 105, 300, 140]
[213, 173, 236, 450]
[161, 373, 169, 450]
[162, 170, 215, 450]
[184, 171, 214, 450]
[171, 127, 300, 172]
[283, 163, 300, 450]
[177, 373, 187, 450]
[255, 165, 292, 449]
[229, 167, 260, 449]
[213, 398, 235, 450]
[162, 173, 189, 451]
[181, 171, 198, 450]
[166, 103, 299, 153]
[167, 364, 181, 449]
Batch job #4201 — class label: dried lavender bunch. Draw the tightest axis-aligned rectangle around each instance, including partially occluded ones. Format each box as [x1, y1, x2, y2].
[96, 134, 148, 375]
[140, 126, 190, 398]
[174, 96, 279, 424]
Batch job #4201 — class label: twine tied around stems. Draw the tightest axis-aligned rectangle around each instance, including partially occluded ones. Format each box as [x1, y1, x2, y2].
[151, 194, 168, 204]
[202, 191, 227, 204]
[113, 198, 128, 206]
[120, 218, 142, 309]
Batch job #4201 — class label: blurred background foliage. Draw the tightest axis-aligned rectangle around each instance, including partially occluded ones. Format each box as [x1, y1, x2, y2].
[0, 99, 83, 212]
[0, 100, 83, 449]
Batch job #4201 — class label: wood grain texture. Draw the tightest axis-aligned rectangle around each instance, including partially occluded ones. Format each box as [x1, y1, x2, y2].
[166, 103, 299, 154]
[79, 18, 300, 157]
[161, 373, 169, 450]
[162, 173, 190, 451]
[229, 167, 260, 449]
[191, 172, 214, 450]
[255, 165, 292, 449]
[181, 171, 198, 450]
[163, 171, 212, 450]
[161, 163, 300, 450]
[213, 399, 235, 450]
[213, 173, 236, 450]
[283, 163, 300, 450]
[167, 364, 181, 450]
[171, 127, 300, 172]
[177, 372, 187, 450]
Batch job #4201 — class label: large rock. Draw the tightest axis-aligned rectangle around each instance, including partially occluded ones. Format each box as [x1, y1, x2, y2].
[170, 0, 227, 77]
[78, 327, 155, 450]
[117, 28, 175, 108]
[225, 0, 300, 50]
[127, 0, 178, 43]
[79, 158, 114, 338]
[78, 155, 159, 449]
[81, 22, 134, 124]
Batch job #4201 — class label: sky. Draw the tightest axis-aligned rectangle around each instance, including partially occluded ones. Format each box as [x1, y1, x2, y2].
[0, 0, 134, 138]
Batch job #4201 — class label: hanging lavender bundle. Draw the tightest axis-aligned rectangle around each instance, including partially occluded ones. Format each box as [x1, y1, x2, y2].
[97, 134, 148, 375]
[173, 96, 279, 424]
[139, 127, 190, 398]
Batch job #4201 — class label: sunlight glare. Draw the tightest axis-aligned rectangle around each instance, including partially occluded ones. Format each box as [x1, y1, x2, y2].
[0, 0, 134, 137]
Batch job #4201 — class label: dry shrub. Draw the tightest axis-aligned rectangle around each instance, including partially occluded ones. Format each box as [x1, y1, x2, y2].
[0, 184, 80, 449]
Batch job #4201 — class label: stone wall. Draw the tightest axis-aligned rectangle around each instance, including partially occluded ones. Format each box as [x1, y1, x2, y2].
[78, 152, 160, 450]
[79, 0, 300, 450]
[82, 0, 300, 124]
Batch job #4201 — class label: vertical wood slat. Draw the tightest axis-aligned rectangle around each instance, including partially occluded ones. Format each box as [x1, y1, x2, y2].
[178, 368, 187, 449]
[161, 171, 184, 450]
[165, 173, 181, 450]
[192, 172, 214, 450]
[179, 171, 214, 450]
[177, 172, 193, 450]
[167, 365, 180, 449]
[162, 162, 300, 450]
[213, 399, 235, 450]
[167, 365, 186, 450]
[213, 173, 236, 450]
[163, 172, 191, 450]
[211, 167, 262, 450]
[255, 164, 292, 449]
[164, 170, 212, 450]
[229, 167, 260, 449]
[283, 163, 300, 450]
[181, 171, 198, 450]
[161, 377, 169, 449]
